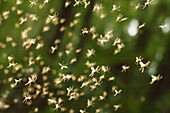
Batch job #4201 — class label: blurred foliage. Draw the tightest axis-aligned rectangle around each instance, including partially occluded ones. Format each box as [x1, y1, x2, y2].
[0, 0, 170, 113]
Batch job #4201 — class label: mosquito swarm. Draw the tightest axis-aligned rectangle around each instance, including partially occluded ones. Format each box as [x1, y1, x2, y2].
[0, 0, 165, 113]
